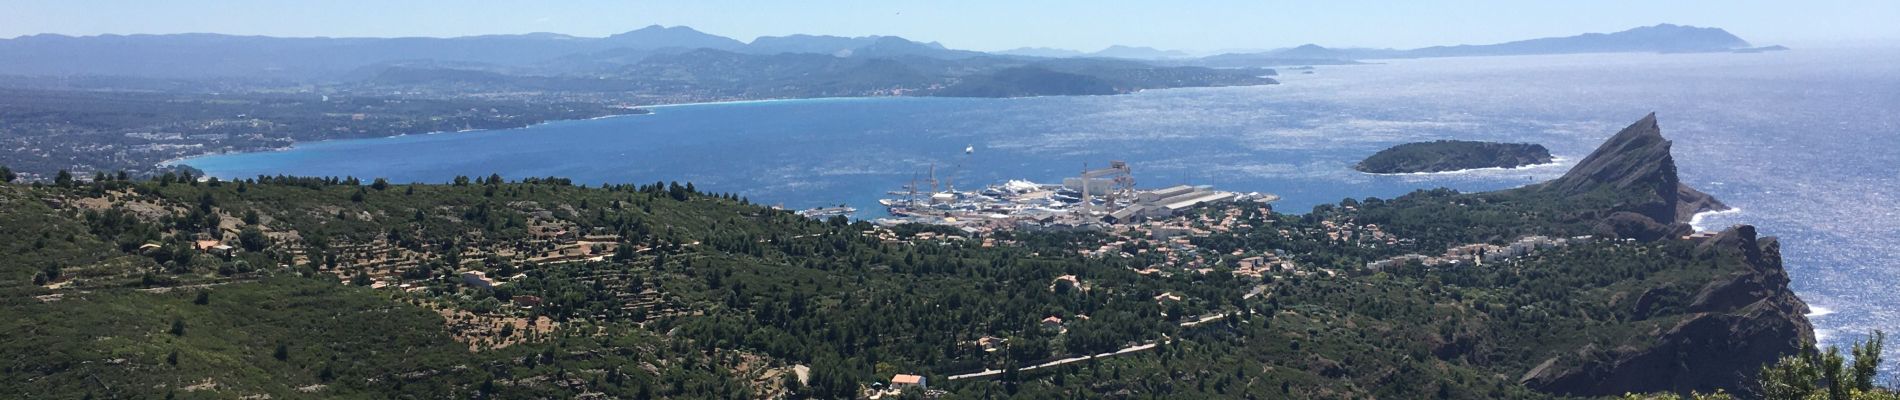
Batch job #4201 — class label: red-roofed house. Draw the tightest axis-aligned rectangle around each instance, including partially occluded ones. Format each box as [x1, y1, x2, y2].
[891, 374, 926, 390]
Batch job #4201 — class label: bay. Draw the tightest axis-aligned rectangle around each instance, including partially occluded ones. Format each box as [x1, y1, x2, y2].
[183, 48, 1900, 375]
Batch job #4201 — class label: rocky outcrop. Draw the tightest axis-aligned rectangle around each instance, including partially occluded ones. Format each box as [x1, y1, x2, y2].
[1514, 114, 1811, 397]
[1520, 226, 1814, 397]
[1535, 113, 1728, 239]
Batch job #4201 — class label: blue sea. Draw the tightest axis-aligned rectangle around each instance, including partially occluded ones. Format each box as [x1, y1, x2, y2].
[185, 48, 1900, 374]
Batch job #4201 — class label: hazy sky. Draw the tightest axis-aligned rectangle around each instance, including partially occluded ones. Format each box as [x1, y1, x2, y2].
[5, 0, 1897, 51]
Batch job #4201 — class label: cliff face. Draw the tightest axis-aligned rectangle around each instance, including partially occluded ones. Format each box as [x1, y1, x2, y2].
[1517, 114, 1812, 397]
[1521, 226, 1814, 396]
[1536, 113, 1728, 240]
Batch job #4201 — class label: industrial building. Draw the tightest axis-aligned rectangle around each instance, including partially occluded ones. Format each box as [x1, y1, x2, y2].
[877, 160, 1271, 231]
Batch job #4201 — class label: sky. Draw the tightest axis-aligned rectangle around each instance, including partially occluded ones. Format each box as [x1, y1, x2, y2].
[4, 0, 1898, 52]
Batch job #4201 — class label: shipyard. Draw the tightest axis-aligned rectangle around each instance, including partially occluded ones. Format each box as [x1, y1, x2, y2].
[856, 160, 1279, 234]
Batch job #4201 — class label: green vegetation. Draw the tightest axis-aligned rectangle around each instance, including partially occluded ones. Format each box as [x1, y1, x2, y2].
[1757, 331, 1893, 400]
[1355, 140, 1554, 174]
[1621, 332, 1896, 400]
[0, 168, 1861, 398]
[934, 67, 1118, 97]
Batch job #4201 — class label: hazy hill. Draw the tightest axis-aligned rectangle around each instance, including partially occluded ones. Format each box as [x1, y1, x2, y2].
[0, 23, 1768, 80]
[1406, 23, 1751, 57]
[994, 47, 1088, 58]
[747, 34, 881, 55]
[0, 27, 727, 79]
[601, 24, 747, 51]
[1088, 45, 1192, 60]
[1182, 24, 1766, 67]
[598, 49, 1272, 98]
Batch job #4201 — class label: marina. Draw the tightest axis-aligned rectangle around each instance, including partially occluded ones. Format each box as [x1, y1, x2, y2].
[865, 160, 1279, 234]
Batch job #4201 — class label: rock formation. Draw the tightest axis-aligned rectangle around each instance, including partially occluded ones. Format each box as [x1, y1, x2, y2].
[1521, 225, 1814, 397]
[1516, 114, 1811, 397]
[1534, 113, 1728, 239]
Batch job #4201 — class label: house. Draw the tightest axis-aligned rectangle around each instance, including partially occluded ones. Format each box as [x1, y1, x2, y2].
[1041, 315, 1064, 329]
[890, 374, 927, 390]
[190, 239, 235, 256]
[1238, 256, 1266, 269]
[513, 295, 544, 308]
[975, 336, 1005, 352]
[461, 271, 497, 289]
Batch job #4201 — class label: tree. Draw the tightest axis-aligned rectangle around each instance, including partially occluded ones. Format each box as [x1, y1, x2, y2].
[371, 178, 390, 191]
[1, 165, 14, 183]
[170, 318, 186, 336]
[193, 291, 210, 305]
[239, 227, 269, 252]
[41, 264, 61, 282]
[55, 170, 74, 187]
[274, 343, 289, 361]
[1759, 331, 1890, 400]
[1851, 331, 1886, 393]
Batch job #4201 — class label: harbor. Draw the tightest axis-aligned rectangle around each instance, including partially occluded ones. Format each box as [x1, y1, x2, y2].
[855, 160, 1279, 234]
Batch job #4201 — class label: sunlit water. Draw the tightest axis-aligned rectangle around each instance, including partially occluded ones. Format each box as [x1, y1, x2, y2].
[185, 49, 1900, 375]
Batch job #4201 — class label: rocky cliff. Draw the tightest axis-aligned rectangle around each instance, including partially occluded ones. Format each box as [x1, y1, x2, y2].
[1514, 113, 1812, 397]
[1521, 225, 1814, 397]
[1533, 113, 1729, 240]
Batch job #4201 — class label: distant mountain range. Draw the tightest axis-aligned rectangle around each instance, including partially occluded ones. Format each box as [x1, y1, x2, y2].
[995, 45, 1202, 60]
[0, 25, 987, 80]
[1182, 24, 1776, 67]
[365, 47, 1274, 99]
[0, 23, 1776, 80]
[1007, 24, 1777, 67]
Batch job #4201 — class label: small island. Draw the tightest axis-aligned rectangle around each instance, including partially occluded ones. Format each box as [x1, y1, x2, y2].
[1354, 140, 1554, 173]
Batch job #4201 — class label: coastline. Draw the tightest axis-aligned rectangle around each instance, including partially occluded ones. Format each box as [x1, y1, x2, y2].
[162, 86, 1260, 173]
[1357, 156, 1571, 176]
[639, 96, 890, 109]
[165, 110, 661, 169]
[167, 97, 899, 170]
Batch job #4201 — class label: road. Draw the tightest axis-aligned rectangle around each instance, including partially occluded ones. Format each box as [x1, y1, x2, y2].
[946, 284, 1269, 380]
